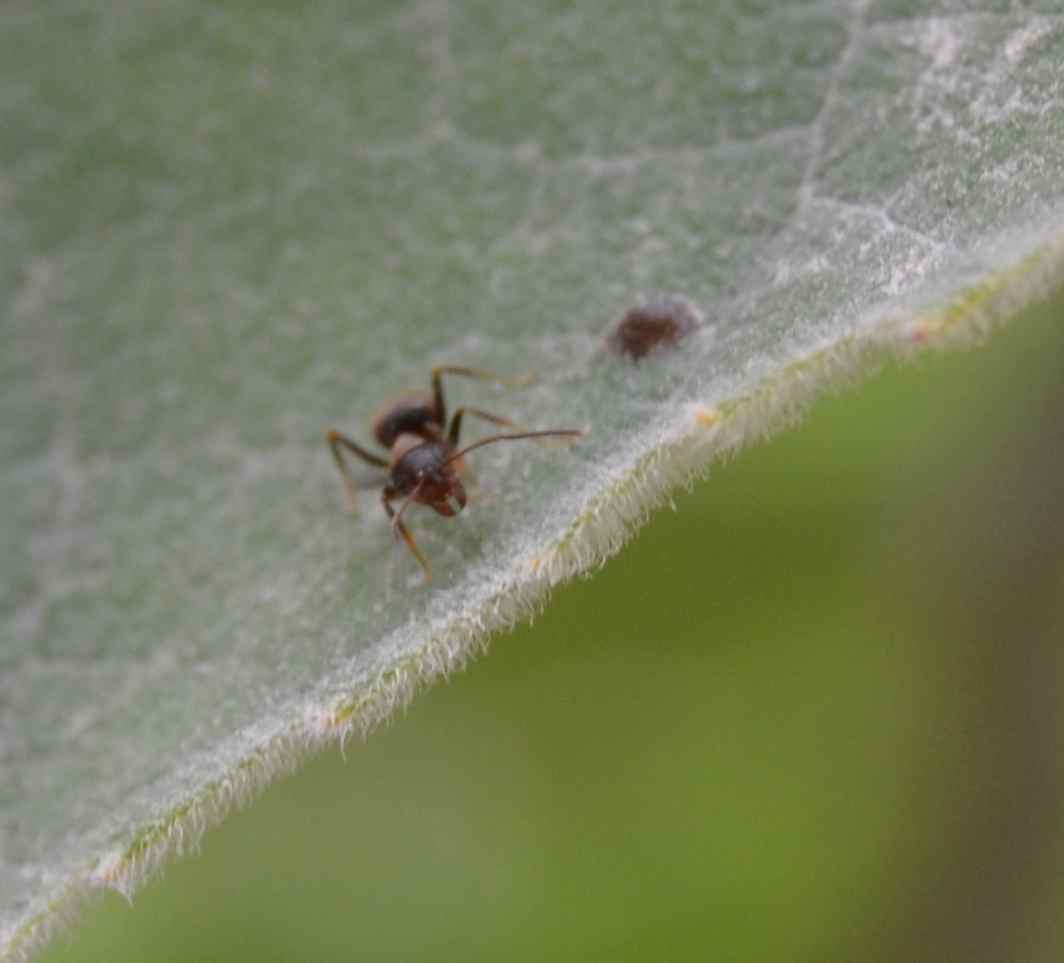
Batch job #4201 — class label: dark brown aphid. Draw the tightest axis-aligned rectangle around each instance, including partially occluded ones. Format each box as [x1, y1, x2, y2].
[607, 297, 701, 360]
[327, 366, 581, 582]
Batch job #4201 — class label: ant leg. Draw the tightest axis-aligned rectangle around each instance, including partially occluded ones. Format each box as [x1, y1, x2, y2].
[447, 407, 522, 446]
[382, 485, 432, 583]
[327, 429, 388, 512]
[390, 478, 424, 532]
[430, 366, 536, 425]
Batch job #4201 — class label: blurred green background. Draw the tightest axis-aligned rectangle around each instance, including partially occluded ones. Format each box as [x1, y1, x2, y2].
[43, 292, 1063, 963]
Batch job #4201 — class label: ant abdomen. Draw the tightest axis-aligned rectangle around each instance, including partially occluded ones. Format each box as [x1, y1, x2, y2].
[372, 393, 438, 448]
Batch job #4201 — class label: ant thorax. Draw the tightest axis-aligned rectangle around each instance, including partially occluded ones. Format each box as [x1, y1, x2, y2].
[389, 432, 428, 465]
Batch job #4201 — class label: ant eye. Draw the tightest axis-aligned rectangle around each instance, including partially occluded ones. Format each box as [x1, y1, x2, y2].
[607, 296, 701, 360]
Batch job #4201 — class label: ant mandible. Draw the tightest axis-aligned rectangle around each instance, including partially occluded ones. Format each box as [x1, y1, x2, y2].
[327, 366, 581, 582]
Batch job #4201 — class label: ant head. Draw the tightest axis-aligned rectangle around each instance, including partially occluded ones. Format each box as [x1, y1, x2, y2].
[392, 438, 469, 516]
[426, 473, 467, 517]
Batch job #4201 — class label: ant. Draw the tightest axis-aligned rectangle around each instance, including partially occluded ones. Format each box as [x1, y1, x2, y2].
[327, 366, 581, 582]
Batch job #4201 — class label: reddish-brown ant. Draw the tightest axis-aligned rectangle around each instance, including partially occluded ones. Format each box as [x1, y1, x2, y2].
[327, 366, 581, 582]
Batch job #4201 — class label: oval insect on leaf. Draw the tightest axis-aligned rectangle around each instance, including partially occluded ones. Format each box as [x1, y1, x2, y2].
[606, 297, 702, 361]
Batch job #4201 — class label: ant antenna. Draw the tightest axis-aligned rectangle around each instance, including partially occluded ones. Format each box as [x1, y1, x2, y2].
[434, 365, 537, 387]
[444, 429, 584, 468]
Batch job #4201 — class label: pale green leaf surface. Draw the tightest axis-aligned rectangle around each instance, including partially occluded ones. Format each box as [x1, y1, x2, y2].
[2, 2, 1063, 959]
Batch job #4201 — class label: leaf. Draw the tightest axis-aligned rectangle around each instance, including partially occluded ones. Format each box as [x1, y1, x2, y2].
[2, 2, 1062, 958]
